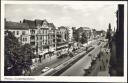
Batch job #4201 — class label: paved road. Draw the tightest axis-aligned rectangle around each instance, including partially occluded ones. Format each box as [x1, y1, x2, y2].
[60, 41, 106, 76]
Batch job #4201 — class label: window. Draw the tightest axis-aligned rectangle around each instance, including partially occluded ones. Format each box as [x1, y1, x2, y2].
[40, 36, 42, 40]
[46, 30, 48, 34]
[13, 31, 15, 35]
[17, 31, 19, 35]
[30, 42, 35, 46]
[41, 30, 43, 34]
[30, 36, 35, 40]
[25, 38, 27, 41]
[65, 34, 67, 40]
[43, 30, 44, 34]
[22, 38, 27, 42]
[37, 36, 38, 40]
[44, 30, 45, 35]
[38, 30, 41, 34]
[30, 29, 35, 34]
[23, 38, 25, 42]
[22, 31, 26, 35]
[43, 40, 44, 44]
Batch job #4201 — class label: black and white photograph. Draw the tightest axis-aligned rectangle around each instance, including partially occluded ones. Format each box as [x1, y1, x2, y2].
[0, 0, 127, 82]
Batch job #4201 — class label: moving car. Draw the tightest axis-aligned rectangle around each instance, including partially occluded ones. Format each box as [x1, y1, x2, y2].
[41, 67, 50, 73]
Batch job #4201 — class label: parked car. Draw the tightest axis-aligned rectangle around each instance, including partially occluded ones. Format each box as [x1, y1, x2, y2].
[30, 64, 37, 71]
[41, 67, 50, 73]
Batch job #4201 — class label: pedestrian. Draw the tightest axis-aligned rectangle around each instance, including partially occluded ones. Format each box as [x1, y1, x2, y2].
[106, 58, 108, 63]
[102, 59, 106, 70]
[39, 55, 42, 63]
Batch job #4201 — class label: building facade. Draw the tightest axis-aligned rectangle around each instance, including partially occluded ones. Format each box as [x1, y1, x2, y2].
[5, 19, 70, 59]
[5, 19, 69, 56]
[23, 19, 56, 56]
[57, 26, 69, 43]
[77, 27, 92, 42]
[67, 27, 73, 42]
[5, 21, 30, 44]
[5, 19, 57, 56]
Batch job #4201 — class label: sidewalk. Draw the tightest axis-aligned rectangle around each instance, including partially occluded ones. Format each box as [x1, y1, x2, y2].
[97, 48, 110, 76]
[30, 54, 71, 76]
[32, 55, 57, 70]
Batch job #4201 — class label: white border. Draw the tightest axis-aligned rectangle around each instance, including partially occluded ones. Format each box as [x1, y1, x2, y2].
[1, 1, 127, 82]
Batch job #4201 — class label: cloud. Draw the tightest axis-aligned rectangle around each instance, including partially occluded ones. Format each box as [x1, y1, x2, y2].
[5, 4, 118, 31]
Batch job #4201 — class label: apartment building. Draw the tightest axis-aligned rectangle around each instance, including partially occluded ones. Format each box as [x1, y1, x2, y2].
[58, 26, 69, 44]
[23, 19, 56, 56]
[5, 21, 30, 44]
[77, 27, 92, 40]
[56, 26, 69, 51]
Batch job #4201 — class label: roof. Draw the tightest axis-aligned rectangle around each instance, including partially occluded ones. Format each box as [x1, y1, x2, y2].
[23, 19, 37, 29]
[77, 27, 91, 32]
[23, 19, 50, 29]
[5, 21, 29, 30]
[5, 19, 57, 30]
[48, 23, 56, 30]
[35, 19, 43, 26]
[58, 26, 68, 30]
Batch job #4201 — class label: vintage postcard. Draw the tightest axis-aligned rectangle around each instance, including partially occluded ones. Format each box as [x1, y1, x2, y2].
[0, 0, 127, 82]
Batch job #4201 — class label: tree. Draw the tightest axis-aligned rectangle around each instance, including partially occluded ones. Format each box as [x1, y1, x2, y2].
[106, 23, 112, 41]
[72, 27, 79, 42]
[80, 32, 88, 44]
[4, 31, 35, 76]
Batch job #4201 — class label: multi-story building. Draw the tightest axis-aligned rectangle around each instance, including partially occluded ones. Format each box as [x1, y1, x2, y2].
[23, 19, 56, 57]
[5, 19, 57, 58]
[5, 19, 71, 59]
[56, 26, 69, 52]
[58, 26, 69, 43]
[77, 27, 92, 40]
[5, 21, 30, 44]
[72, 27, 78, 42]
[47, 23, 56, 51]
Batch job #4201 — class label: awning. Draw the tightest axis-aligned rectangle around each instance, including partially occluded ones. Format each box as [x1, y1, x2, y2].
[56, 46, 68, 50]
[44, 51, 54, 55]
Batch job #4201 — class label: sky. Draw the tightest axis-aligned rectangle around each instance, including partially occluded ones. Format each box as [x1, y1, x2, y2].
[5, 3, 118, 31]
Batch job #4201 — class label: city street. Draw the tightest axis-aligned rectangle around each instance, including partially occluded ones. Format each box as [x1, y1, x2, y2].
[31, 39, 99, 76]
[60, 41, 108, 76]
[60, 44, 101, 76]
[31, 55, 71, 76]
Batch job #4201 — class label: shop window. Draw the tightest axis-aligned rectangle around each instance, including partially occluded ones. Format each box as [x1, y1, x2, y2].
[17, 31, 19, 35]
[13, 31, 15, 35]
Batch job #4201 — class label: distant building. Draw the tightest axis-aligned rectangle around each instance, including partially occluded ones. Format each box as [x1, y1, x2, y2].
[77, 27, 92, 41]
[72, 27, 77, 42]
[96, 30, 106, 37]
[57, 26, 69, 44]
[92, 29, 97, 38]
[56, 26, 69, 52]
[67, 27, 73, 42]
